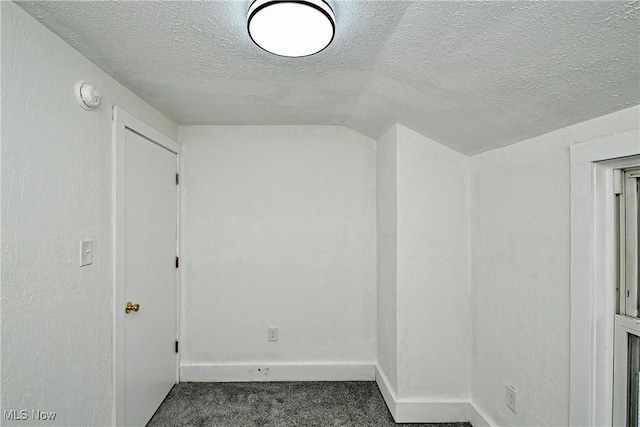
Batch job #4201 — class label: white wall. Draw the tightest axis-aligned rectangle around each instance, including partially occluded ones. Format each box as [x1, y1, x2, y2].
[376, 125, 398, 391]
[470, 105, 640, 426]
[375, 124, 470, 422]
[178, 126, 377, 381]
[0, 2, 178, 425]
[4, 1, 638, 424]
[396, 125, 470, 401]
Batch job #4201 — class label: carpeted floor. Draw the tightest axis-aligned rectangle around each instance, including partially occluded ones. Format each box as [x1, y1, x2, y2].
[147, 381, 471, 427]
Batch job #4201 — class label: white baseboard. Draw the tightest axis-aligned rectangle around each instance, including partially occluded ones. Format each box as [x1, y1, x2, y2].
[395, 401, 470, 424]
[180, 362, 376, 382]
[469, 401, 497, 427]
[375, 366, 470, 423]
[375, 366, 398, 419]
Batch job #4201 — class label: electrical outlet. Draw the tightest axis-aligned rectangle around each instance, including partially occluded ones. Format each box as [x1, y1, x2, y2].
[506, 384, 517, 413]
[268, 327, 278, 342]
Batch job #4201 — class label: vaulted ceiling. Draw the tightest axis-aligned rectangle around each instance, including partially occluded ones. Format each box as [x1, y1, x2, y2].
[17, 0, 640, 154]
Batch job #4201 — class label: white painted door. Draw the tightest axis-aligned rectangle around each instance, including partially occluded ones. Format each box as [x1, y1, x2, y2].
[124, 129, 177, 426]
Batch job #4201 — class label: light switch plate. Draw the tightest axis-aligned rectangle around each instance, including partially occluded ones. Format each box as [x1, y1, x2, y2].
[81, 240, 93, 267]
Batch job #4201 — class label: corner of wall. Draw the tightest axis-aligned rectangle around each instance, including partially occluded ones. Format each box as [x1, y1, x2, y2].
[378, 365, 473, 424]
[469, 401, 497, 427]
[375, 365, 398, 419]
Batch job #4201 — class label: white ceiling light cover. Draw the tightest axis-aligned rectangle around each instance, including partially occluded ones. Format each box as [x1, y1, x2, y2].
[248, 0, 335, 57]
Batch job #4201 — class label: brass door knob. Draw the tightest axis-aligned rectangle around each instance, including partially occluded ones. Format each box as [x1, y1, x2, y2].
[125, 301, 140, 314]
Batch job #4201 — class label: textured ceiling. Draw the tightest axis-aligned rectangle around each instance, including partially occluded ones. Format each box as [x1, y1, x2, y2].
[17, 0, 640, 154]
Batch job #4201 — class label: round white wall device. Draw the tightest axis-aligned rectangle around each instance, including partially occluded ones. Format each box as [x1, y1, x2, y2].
[75, 81, 101, 110]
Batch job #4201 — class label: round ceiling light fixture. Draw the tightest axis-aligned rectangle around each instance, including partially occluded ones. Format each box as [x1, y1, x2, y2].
[247, 0, 335, 57]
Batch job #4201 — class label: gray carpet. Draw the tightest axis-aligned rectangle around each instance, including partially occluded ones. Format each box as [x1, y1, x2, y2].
[147, 381, 471, 427]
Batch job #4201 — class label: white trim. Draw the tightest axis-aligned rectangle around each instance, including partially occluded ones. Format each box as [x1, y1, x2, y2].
[113, 106, 180, 154]
[113, 106, 180, 427]
[112, 113, 126, 427]
[469, 402, 496, 427]
[570, 129, 639, 165]
[394, 400, 469, 424]
[375, 366, 398, 420]
[175, 139, 181, 384]
[569, 130, 640, 427]
[623, 169, 640, 316]
[180, 362, 376, 382]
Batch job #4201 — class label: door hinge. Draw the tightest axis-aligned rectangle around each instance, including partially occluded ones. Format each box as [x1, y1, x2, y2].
[175, 256, 179, 268]
[175, 173, 180, 185]
[175, 341, 179, 353]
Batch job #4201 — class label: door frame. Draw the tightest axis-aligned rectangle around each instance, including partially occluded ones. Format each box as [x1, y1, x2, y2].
[569, 129, 639, 426]
[112, 106, 181, 426]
